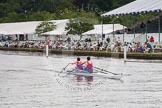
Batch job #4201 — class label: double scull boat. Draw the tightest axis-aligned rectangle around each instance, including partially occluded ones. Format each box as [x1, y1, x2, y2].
[63, 69, 123, 80]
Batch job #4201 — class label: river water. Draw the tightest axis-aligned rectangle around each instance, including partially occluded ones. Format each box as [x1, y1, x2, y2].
[0, 51, 162, 108]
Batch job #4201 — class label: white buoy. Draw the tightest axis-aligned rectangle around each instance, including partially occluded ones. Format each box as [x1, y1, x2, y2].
[46, 45, 48, 57]
[124, 45, 127, 62]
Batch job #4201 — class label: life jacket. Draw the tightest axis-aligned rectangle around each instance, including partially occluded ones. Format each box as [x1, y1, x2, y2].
[85, 61, 93, 73]
[76, 61, 83, 70]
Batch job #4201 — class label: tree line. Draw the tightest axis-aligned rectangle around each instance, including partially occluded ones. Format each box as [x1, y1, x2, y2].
[1, 0, 161, 36]
[0, 0, 134, 23]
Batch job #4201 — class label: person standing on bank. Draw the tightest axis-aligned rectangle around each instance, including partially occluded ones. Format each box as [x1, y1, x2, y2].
[83, 56, 93, 73]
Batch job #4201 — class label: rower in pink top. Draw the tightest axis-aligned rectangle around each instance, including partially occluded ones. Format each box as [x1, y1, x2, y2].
[83, 56, 93, 73]
[71, 57, 83, 70]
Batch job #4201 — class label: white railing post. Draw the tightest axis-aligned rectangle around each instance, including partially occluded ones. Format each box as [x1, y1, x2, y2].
[46, 45, 48, 57]
[124, 45, 127, 62]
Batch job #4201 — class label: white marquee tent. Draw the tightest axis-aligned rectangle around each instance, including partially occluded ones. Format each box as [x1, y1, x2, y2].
[0, 19, 68, 35]
[82, 24, 126, 35]
[101, 0, 162, 42]
[0, 19, 69, 40]
[102, 0, 162, 16]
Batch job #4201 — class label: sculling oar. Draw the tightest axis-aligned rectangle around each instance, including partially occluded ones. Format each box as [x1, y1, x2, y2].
[93, 66, 121, 75]
[93, 68, 118, 75]
[93, 68, 109, 74]
[60, 63, 71, 73]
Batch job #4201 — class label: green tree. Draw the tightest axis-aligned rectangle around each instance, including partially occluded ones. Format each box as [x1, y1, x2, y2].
[35, 20, 57, 45]
[65, 10, 98, 40]
[5, 0, 21, 13]
[29, 11, 53, 21]
[65, 18, 94, 40]
[56, 8, 78, 19]
[2, 12, 23, 22]
[0, 3, 6, 17]
[35, 20, 56, 35]
[55, 0, 75, 12]
[38, 0, 56, 13]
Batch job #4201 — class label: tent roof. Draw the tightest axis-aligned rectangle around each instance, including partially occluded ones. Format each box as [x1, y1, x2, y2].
[102, 0, 162, 16]
[42, 30, 63, 35]
[82, 24, 126, 35]
[0, 19, 68, 35]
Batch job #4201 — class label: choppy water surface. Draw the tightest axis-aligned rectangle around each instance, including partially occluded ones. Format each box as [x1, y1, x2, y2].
[0, 51, 162, 108]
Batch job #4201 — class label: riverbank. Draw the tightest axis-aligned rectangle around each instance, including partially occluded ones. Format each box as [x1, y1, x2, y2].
[0, 47, 162, 60]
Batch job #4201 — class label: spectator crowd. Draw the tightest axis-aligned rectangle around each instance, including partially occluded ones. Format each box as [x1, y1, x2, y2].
[0, 36, 162, 53]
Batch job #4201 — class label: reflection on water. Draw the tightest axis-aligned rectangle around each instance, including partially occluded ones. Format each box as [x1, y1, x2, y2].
[0, 51, 162, 108]
[75, 76, 94, 84]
